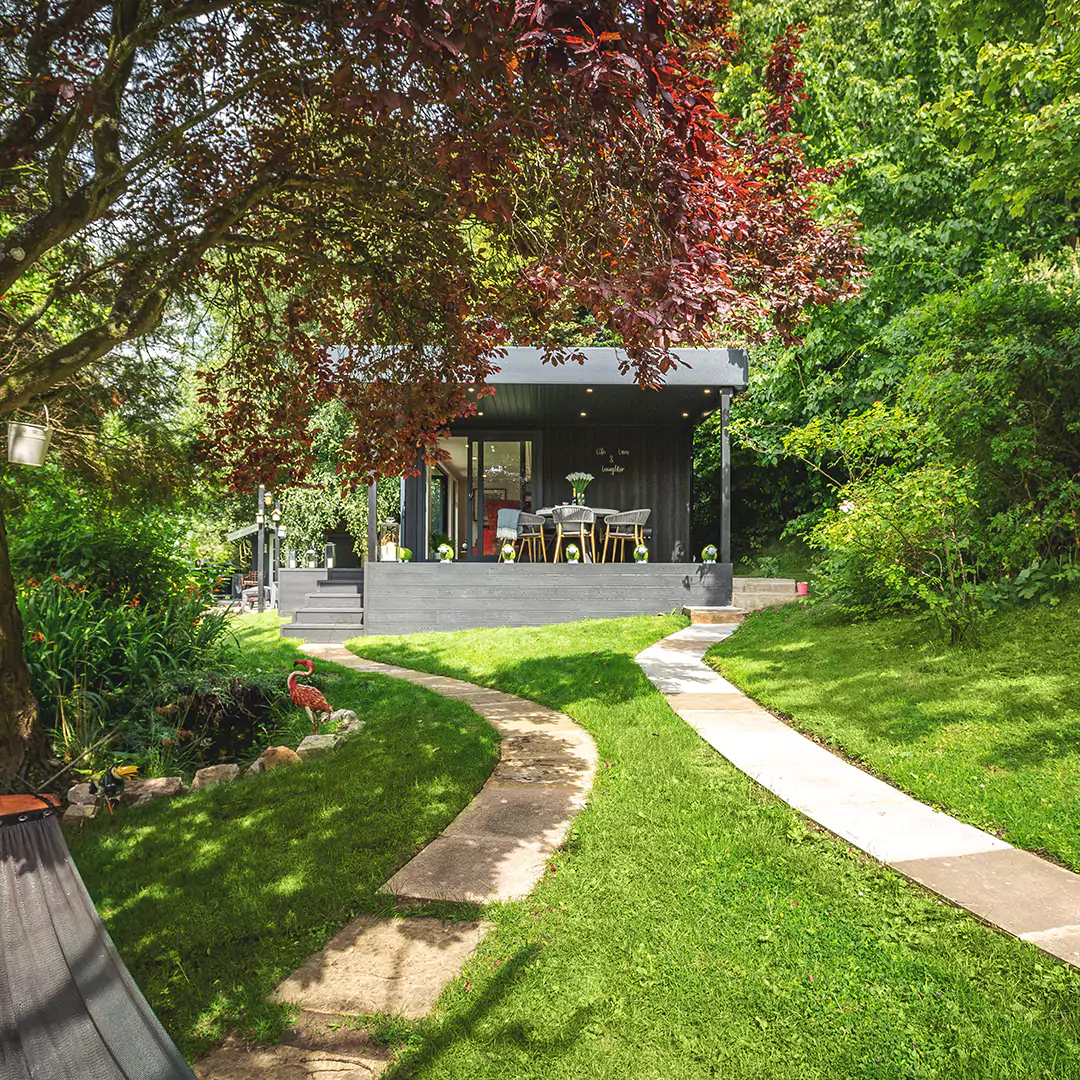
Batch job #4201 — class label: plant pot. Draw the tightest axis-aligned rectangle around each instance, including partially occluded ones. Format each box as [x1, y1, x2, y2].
[796, 581, 809, 596]
[6, 421, 52, 467]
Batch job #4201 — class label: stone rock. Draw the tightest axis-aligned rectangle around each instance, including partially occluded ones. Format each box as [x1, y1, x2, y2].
[62, 803, 98, 825]
[192, 763, 241, 790]
[296, 734, 339, 761]
[247, 746, 303, 777]
[123, 776, 184, 804]
[335, 719, 366, 740]
[67, 783, 98, 806]
[330, 708, 358, 725]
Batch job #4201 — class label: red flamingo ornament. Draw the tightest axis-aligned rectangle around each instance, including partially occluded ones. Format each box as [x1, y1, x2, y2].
[288, 659, 333, 734]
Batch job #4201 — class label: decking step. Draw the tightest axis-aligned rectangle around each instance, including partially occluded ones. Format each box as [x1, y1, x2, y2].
[281, 624, 361, 643]
[304, 592, 364, 608]
[291, 610, 365, 628]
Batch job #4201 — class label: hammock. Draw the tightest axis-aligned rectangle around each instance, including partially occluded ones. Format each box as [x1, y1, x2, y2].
[0, 795, 196, 1079]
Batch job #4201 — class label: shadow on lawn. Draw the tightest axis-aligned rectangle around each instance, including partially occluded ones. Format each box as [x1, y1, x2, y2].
[67, 673, 497, 1058]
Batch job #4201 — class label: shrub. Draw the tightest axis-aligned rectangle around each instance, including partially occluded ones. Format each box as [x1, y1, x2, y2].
[21, 576, 233, 773]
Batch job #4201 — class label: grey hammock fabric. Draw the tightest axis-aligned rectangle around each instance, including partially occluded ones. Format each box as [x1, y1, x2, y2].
[0, 813, 195, 1080]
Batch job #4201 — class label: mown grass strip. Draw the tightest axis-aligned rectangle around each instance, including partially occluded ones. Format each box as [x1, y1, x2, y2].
[706, 598, 1080, 872]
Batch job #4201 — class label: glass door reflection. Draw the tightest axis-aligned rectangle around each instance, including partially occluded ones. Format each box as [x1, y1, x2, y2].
[468, 439, 533, 557]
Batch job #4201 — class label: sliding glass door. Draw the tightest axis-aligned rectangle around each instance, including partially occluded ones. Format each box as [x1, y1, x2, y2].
[467, 437, 535, 558]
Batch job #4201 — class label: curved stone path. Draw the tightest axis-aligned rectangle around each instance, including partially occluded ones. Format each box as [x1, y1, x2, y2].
[637, 623, 1080, 970]
[196, 643, 596, 1080]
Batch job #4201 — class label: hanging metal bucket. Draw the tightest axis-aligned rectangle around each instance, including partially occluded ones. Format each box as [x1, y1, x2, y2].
[6, 405, 53, 467]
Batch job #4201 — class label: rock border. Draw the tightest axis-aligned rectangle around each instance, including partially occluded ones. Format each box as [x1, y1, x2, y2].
[62, 708, 366, 826]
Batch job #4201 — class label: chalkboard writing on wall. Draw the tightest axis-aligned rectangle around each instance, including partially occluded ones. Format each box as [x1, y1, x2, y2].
[596, 445, 630, 475]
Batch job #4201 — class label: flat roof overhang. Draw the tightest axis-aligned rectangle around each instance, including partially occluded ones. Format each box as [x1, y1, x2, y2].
[453, 347, 748, 429]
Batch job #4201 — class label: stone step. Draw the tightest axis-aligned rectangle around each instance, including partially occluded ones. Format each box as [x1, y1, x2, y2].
[735, 593, 798, 610]
[683, 606, 748, 624]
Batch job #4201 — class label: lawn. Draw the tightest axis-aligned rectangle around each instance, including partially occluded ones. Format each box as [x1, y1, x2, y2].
[705, 598, 1080, 873]
[351, 616, 1080, 1080]
[67, 615, 499, 1060]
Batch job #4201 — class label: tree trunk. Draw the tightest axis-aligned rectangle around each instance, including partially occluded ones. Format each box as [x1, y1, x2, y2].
[0, 501, 44, 791]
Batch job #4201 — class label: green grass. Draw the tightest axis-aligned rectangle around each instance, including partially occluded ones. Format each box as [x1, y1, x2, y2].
[68, 615, 499, 1060]
[705, 598, 1080, 873]
[350, 616, 1080, 1080]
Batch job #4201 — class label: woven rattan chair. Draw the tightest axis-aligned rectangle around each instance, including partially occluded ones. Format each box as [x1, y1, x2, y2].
[515, 511, 547, 562]
[552, 505, 596, 563]
[602, 509, 650, 562]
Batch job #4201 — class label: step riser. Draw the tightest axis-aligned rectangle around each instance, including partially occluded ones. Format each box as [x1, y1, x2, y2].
[304, 593, 365, 608]
[736, 594, 797, 609]
[281, 625, 362, 643]
[316, 582, 364, 593]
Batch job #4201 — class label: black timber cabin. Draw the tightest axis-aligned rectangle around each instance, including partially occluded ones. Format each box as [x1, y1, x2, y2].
[280, 346, 748, 640]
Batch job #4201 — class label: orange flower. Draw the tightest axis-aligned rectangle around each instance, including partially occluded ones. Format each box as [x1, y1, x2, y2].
[30, 631, 45, 643]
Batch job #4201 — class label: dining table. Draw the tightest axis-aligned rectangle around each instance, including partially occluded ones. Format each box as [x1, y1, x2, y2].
[532, 506, 620, 562]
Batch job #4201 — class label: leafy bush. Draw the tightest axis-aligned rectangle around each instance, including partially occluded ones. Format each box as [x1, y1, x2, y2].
[6, 473, 203, 604]
[21, 575, 233, 774]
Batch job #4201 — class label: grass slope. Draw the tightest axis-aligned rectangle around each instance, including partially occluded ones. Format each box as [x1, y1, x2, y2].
[68, 617, 498, 1059]
[706, 599, 1080, 872]
[351, 616, 1080, 1080]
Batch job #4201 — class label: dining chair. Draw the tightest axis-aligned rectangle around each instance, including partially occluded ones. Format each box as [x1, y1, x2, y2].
[602, 509, 650, 562]
[515, 512, 547, 562]
[552, 505, 596, 563]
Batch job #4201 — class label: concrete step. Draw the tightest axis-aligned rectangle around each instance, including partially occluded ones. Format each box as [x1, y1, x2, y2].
[317, 580, 364, 593]
[281, 624, 362, 643]
[735, 593, 799, 610]
[732, 577, 799, 594]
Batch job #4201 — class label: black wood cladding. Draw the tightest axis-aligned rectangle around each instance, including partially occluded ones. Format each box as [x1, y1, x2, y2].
[541, 424, 692, 560]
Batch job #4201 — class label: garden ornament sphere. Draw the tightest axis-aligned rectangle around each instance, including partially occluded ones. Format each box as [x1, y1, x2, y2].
[500, 543, 516, 562]
[565, 543, 581, 563]
[702, 544, 718, 565]
[634, 544, 649, 563]
[437, 543, 454, 563]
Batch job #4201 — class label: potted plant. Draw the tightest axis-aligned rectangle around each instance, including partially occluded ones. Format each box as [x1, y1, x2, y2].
[701, 544, 718, 565]
[565, 471, 594, 506]
[500, 543, 516, 563]
[564, 543, 581, 564]
[633, 544, 649, 563]
[436, 543, 454, 564]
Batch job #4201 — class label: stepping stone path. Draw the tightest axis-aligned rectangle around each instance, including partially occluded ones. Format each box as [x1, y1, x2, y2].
[195, 644, 596, 1079]
[637, 623, 1080, 970]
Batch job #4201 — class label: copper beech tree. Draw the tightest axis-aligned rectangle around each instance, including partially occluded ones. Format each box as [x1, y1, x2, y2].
[0, 1, 862, 782]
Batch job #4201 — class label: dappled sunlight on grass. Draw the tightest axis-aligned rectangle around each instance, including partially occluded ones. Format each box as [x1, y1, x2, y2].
[350, 615, 1080, 1080]
[707, 598, 1080, 869]
[68, 635, 498, 1061]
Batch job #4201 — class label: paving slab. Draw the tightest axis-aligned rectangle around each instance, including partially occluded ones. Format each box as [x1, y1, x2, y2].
[637, 624, 1080, 969]
[272, 915, 491, 1018]
[299, 643, 597, 904]
[382, 834, 555, 904]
